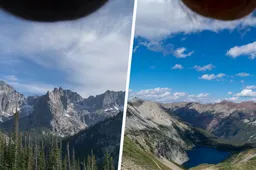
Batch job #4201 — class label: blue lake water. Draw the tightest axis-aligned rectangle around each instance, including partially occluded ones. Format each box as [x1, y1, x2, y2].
[183, 146, 231, 169]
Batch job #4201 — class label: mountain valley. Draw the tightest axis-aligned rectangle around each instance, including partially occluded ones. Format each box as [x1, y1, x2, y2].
[122, 98, 256, 170]
[164, 101, 256, 145]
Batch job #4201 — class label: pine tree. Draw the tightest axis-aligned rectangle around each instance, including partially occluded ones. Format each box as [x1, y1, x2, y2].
[59, 140, 63, 170]
[77, 160, 81, 170]
[13, 105, 19, 170]
[26, 135, 33, 170]
[103, 152, 115, 170]
[62, 156, 67, 170]
[86, 155, 91, 170]
[48, 136, 60, 170]
[72, 147, 76, 170]
[87, 150, 97, 170]
[38, 142, 45, 170]
[103, 152, 110, 170]
[67, 143, 71, 170]
[92, 151, 97, 170]
[83, 158, 86, 170]
[109, 157, 115, 170]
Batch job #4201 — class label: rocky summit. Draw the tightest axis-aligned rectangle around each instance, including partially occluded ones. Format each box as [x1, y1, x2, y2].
[0, 81, 125, 137]
[124, 98, 209, 166]
[0, 81, 26, 122]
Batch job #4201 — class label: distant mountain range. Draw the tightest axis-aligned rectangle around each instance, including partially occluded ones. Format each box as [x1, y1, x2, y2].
[164, 100, 256, 144]
[122, 97, 256, 170]
[0, 80, 125, 136]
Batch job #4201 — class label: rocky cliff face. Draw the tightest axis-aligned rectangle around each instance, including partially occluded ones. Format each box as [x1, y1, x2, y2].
[0, 81, 125, 137]
[0, 81, 26, 122]
[163, 101, 256, 144]
[125, 98, 206, 165]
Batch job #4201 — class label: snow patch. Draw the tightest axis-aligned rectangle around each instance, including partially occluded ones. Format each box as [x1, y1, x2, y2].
[65, 114, 71, 117]
[114, 105, 119, 111]
[248, 120, 256, 126]
[104, 108, 114, 112]
[243, 119, 250, 123]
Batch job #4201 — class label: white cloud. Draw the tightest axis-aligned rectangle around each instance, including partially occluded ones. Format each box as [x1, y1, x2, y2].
[236, 72, 250, 77]
[225, 96, 239, 102]
[3, 75, 18, 82]
[172, 64, 183, 70]
[173, 92, 187, 99]
[9, 82, 54, 94]
[213, 99, 222, 103]
[135, 41, 194, 57]
[228, 92, 233, 95]
[246, 85, 256, 89]
[129, 87, 209, 103]
[136, 41, 174, 56]
[2, 75, 54, 94]
[135, 0, 256, 40]
[200, 73, 225, 80]
[131, 88, 172, 101]
[174, 47, 194, 58]
[194, 64, 215, 72]
[187, 93, 209, 102]
[196, 93, 209, 98]
[235, 89, 256, 97]
[0, 0, 134, 97]
[226, 41, 256, 59]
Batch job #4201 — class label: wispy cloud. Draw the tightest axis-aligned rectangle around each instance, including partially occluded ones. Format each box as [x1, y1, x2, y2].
[246, 85, 256, 89]
[236, 72, 250, 77]
[2, 75, 54, 95]
[194, 64, 215, 72]
[0, 0, 134, 97]
[226, 41, 256, 59]
[199, 73, 225, 80]
[174, 47, 194, 58]
[4, 75, 18, 82]
[129, 87, 210, 103]
[134, 41, 174, 56]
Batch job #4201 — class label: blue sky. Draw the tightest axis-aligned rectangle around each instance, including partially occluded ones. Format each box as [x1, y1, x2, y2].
[0, 0, 134, 97]
[129, 0, 256, 103]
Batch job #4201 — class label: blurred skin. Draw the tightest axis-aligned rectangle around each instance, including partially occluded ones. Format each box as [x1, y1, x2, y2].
[182, 0, 256, 20]
[0, 0, 255, 22]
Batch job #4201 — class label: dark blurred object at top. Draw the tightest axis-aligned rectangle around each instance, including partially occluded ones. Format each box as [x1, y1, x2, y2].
[182, 0, 256, 21]
[0, 0, 108, 22]
[0, 0, 255, 22]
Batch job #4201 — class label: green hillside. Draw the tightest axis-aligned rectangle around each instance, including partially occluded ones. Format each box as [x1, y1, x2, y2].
[122, 136, 172, 170]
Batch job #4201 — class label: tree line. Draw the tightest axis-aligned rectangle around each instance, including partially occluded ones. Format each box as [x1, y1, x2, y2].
[0, 108, 115, 170]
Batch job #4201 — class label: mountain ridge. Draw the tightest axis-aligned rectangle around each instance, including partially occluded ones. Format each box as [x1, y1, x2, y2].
[163, 101, 256, 144]
[0, 81, 125, 137]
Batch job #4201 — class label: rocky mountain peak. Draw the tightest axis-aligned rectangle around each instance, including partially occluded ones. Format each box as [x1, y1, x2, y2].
[0, 81, 25, 122]
[47, 87, 83, 105]
[0, 81, 125, 137]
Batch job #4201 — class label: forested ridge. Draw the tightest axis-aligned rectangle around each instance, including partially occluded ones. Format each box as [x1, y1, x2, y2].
[0, 108, 116, 170]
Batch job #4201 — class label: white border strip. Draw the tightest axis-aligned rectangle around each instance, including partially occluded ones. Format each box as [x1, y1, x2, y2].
[117, 0, 137, 169]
